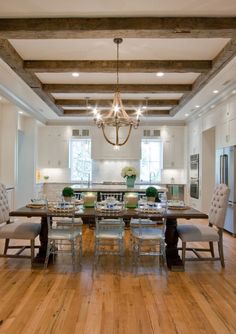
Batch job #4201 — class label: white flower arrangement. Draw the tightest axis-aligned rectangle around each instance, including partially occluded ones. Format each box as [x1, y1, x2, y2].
[121, 166, 138, 178]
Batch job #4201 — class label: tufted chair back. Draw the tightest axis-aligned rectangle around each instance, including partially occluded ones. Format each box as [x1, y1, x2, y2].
[0, 183, 10, 224]
[208, 184, 229, 228]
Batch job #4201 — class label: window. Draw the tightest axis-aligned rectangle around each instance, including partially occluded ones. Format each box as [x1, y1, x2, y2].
[70, 139, 92, 181]
[140, 139, 163, 182]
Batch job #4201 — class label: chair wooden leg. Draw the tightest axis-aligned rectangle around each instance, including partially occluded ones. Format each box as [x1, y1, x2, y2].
[209, 242, 215, 257]
[30, 239, 35, 265]
[182, 242, 186, 268]
[218, 238, 225, 267]
[4, 239, 10, 255]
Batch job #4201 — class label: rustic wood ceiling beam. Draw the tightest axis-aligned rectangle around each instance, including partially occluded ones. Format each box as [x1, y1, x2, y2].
[63, 109, 170, 117]
[0, 18, 235, 38]
[55, 99, 178, 108]
[170, 38, 236, 116]
[24, 60, 211, 73]
[0, 39, 63, 116]
[44, 84, 191, 93]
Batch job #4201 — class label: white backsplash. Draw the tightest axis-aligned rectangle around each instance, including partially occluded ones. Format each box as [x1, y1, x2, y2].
[92, 160, 140, 183]
[38, 160, 186, 184]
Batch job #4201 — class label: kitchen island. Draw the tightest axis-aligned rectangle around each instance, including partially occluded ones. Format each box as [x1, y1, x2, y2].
[71, 183, 167, 201]
[42, 182, 170, 202]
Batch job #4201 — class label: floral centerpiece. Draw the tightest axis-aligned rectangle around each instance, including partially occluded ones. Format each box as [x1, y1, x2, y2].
[121, 166, 138, 188]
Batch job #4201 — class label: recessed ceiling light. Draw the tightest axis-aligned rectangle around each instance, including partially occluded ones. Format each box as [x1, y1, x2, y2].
[156, 72, 164, 77]
[195, 105, 200, 108]
[185, 113, 189, 117]
[198, 113, 202, 117]
[210, 105, 215, 109]
[213, 90, 219, 94]
[72, 72, 79, 77]
[19, 111, 23, 114]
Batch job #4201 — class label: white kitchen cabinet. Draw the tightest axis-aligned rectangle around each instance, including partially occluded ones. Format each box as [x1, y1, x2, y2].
[91, 127, 141, 160]
[163, 127, 184, 169]
[216, 121, 230, 149]
[216, 116, 236, 148]
[229, 117, 236, 145]
[38, 127, 69, 168]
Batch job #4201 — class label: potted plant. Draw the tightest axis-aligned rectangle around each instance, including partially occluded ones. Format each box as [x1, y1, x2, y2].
[121, 166, 138, 188]
[145, 186, 158, 202]
[62, 186, 74, 202]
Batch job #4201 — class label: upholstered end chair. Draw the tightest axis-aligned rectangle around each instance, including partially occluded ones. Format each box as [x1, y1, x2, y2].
[177, 183, 230, 268]
[0, 183, 41, 265]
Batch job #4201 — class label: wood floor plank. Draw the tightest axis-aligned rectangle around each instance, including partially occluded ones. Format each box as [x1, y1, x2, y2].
[0, 219, 235, 334]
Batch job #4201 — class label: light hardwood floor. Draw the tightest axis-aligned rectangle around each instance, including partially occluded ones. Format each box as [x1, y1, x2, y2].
[0, 218, 235, 334]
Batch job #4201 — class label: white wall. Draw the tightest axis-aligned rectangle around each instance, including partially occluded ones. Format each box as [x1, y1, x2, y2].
[0, 104, 18, 187]
[15, 117, 38, 208]
[186, 92, 236, 211]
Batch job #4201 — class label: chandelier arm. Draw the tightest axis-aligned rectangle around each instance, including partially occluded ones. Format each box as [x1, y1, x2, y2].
[118, 124, 133, 146]
[101, 125, 116, 146]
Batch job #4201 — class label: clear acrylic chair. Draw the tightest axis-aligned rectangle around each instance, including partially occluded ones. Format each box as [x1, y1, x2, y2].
[130, 217, 166, 268]
[44, 202, 83, 270]
[94, 217, 125, 265]
[99, 192, 123, 202]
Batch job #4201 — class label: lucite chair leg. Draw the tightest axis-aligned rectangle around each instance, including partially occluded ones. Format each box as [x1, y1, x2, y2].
[182, 242, 186, 268]
[44, 241, 51, 270]
[71, 240, 76, 271]
[79, 237, 83, 265]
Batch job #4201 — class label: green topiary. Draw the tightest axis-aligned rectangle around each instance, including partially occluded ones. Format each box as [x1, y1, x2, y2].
[145, 186, 158, 198]
[62, 187, 74, 197]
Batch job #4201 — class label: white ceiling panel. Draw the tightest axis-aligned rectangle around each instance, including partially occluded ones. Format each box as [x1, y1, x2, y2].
[36, 72, 199, 84]
[10, 39, 229, 61]
[0, 0, 236, 17]
[52, 93, 184, 100]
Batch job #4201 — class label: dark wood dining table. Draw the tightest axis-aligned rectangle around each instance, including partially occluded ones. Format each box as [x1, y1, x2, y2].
[10, 205, 208, 271]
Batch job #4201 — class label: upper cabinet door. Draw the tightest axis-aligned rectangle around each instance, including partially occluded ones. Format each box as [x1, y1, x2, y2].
[37, 127, 69, 168]
[163, 127, 184, 169]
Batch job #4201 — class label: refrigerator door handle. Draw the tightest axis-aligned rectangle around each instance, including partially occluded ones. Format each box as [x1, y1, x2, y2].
[223, 154, 228, 185]
[220, 155, 223, 184]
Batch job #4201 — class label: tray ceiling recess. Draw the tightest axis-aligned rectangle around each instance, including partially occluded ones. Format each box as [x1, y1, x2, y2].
[0, 17, 235, 120]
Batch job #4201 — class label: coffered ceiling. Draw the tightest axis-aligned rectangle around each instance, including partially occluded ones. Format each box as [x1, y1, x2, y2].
[0, 0, 236, 124]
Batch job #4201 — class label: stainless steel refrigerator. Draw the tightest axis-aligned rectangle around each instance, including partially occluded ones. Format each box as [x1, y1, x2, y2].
[216, 145, 236, 236]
